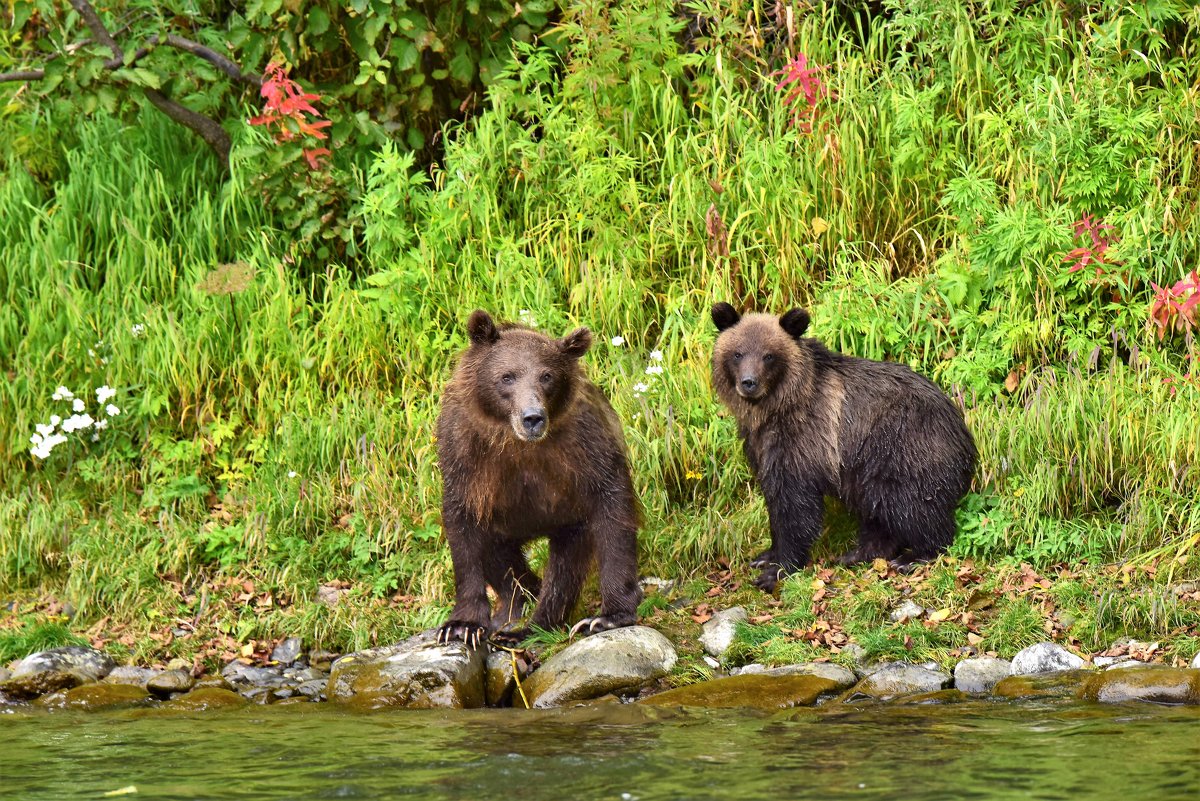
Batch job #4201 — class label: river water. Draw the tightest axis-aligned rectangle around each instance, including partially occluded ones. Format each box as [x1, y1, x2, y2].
[3, 700, 1199, 800]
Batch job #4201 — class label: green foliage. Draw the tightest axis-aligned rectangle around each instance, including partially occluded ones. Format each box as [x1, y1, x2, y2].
[1, 0, 1199, 661]
[0, 620, 87, 663]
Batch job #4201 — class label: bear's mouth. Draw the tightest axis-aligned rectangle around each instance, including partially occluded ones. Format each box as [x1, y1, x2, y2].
[735, 385, 765, 402]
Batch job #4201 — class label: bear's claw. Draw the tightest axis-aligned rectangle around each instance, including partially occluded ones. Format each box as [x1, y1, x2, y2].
[569, 614, 632, 638]
[436, 621, 488, 650]
[749, 549, 775, 569]
[489, 627, 532, 648]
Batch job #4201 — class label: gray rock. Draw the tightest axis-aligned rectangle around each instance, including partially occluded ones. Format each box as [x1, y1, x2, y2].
[327, 630, 487, 709]
[889, 600, 926, 623]
[485, 650, 536, 707]
[309, 650, 339, 672]
[222, 662, 286, 687]
[1104, 659, 1149, 671]
[103, 666, 161, 687]
[699, 607, 747, 658]
[841, 643, 867, 665]
[0, 667, 10, 682]
[0, 669, 83, 700]
[271, 637, 303, 666]
[1080, 667, 1200, 704]
[847, 663, 951, 699]
[296, 679, 327, 699]
[1092, 656, 1131, 669]
[283, 666, 325, 683]
[760, 662, 857, 691]
[1191, 652, 1200, 670]
[953, 657, 1012, 694]
[147, 669, 195, 698]
[733, 663, 766, 676]
[524, 627, 677, 708]
[10, 646, 115, 683]
[1010, 642, 1087, 675]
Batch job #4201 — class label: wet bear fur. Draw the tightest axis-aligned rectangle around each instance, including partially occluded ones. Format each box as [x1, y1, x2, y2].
[435, 310, 641, 647]
[711, 303, 977, 592]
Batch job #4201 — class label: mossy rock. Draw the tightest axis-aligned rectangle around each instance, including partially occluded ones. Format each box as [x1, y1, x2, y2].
[992, 670, 1091, 700]
[36, 683, 151, 711]
[1078, 667, 1200, 705]
[641, 674, 838, 710]
[165, 687, 248, 711]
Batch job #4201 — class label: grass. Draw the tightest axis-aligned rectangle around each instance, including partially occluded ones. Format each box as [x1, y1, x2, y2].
[1, 0, 1199, 671]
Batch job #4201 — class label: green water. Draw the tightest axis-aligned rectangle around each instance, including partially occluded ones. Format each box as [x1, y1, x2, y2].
[3, 701, 1199, 801]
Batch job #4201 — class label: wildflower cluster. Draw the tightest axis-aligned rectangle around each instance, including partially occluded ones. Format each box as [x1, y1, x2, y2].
[30, 385, 121, 460]
[633, 349, 665, 399]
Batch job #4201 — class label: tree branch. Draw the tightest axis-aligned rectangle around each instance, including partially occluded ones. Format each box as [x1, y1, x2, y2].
[126, 34, 262, 89]
[67, 0, 124, 65]
[142, 88, 230, 168]
[0, 69, 46, 83]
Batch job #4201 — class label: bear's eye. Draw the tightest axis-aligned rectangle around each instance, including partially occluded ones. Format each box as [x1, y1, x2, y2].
[733, 351, 744, 361]
[501, 373, 516, 386]
[540, 372, 553, 384]
[763, 353, 775, 363]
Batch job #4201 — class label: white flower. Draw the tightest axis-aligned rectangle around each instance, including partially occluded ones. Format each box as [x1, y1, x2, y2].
[88, 349, 96, 358]
[101, 357, 109, 364]
[645, 364, 664, 375]
[62, 413, 95, 433]
[52, 386, 74, 401]
[106, 404, 121, 416]
[287, 471, 298, 478]
[633, 382, 649, 394]
[93, 418, 108, 430]
[611, 336, 625, 347]
[30, 433, 43, 445]
[518, 309, 538, 327]
[50, 415, 61, 427]
[131, 323, 146, 338]
[96, 385, 116, 404]
[30, 432, 68, 459]
[35, 422, 55, 437]
[650, 350, 663, 361]
[72, 398, 85, 412]
[91, 433, 100, 442]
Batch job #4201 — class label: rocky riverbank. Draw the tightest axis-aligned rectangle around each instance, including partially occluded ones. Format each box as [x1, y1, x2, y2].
[5, 622, 1200, 713]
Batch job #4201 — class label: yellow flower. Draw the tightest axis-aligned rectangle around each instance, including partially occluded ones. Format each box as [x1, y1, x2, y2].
[685, 469, 702, 480]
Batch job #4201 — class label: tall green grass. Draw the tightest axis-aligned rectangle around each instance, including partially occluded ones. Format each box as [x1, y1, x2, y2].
[1, 0, 1198, 656]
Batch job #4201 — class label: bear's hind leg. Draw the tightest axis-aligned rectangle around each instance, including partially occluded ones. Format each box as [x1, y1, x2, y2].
[839, 519, 901, 565]
[529, 526, 593, 633]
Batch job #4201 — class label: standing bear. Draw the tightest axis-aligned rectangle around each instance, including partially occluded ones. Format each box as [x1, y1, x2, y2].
[710, 303, 977, 592]
[435, 310, 642, 648]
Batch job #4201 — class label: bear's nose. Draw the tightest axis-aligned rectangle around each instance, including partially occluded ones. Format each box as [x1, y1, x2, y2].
[740, 377, 758, 393]
[522, 411, 546, 437]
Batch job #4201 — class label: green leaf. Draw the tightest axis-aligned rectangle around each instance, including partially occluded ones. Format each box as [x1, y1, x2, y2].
[307, 6, 331, 36]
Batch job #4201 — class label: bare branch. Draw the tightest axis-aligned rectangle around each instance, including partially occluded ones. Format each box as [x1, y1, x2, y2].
[126, 34, 261, 89]
[0, 69, 46, 83]
[67, 0, 123, 64]
[143, 88, 230, 169]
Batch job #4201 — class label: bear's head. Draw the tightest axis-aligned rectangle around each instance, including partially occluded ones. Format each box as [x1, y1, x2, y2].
[710, 303, 811, 406]
[463, 309, 592, 442]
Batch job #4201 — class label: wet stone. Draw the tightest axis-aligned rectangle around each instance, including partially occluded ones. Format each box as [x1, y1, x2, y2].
[147, 669, 195, 698]
[10, 646, 115, 683]
[271, 637, 303, 666]
[846, 663, 951, 699]
[283, 666, 325, 683]
[0, 669, 84, 700]
[194, 675, 234, 691]
[104, 666, 161, 688]
[309, 650, 340, 672]
[524, 627, 677, 709]
[328, 630, 487, 710]
[1010, 642, 1086, 675]
[167, 687, 248, 711]
[758, 663, 857, 691]
[889, 689, 968, 705]
[641, 674, 839, 710]
[992, 670, 1092, 700]
[1192, 652, 1200, 670]
[36, 683, 151, 711]
[889, 600, 926, 623]
[297, 679, 328, 699]
[222, 662, 286, 688]
[954, 657, 1013, 694]
[1079, 667, 1200, 705]
[699, 607, 748, 658]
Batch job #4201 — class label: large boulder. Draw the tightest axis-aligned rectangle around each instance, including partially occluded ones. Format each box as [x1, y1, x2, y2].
[846, 663, 951, 699]
[641, 673, 838, 710]
[327, 630, 487, 709]
[954, 657, 1012, 694]
[524, 627, 677, 708]
[8, 646, 115, 683]
[699, 607, 747, 658]
[1010, 642, 1086, 675]
[992, 670, 1091, 700]
[1079, 667, 1200, 705]
[104, 666, 162, 688]
[36, 683, 151, 711]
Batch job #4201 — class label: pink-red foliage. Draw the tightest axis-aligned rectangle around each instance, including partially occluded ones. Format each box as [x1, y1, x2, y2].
[1063, 213, 1117, 276]
[772, 54, 832, 134]
[248, 61, 332, 170]
[1150, 270, 1200, 340]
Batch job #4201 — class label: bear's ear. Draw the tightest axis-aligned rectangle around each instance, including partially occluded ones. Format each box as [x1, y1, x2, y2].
[711, 302, 741, 332]
[560, 327, 592, 359]
[467, 310, 500, 346]
[779, 308, 811, 339]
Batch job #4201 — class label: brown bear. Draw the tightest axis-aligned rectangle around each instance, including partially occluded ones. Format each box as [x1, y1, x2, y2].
[711, 303, 977, 592]
[435, 310, 642, 648]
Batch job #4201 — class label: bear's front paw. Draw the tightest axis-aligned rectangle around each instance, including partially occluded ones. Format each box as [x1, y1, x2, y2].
[752, 565, 782, 594]
[569, 613, 636, 638]
[489, 626, 532, 648]
[436, 620, 488, 649]
[749, 548, 775, 569]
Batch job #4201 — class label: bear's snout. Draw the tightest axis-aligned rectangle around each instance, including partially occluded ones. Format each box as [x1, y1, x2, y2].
[513, 405, 548, 441]
[736, 374, 764, 400]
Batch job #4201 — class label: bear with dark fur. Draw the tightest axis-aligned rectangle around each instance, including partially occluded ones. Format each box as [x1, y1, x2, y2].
[711, 303, 977, 592]
[435, 310, 641, 648]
